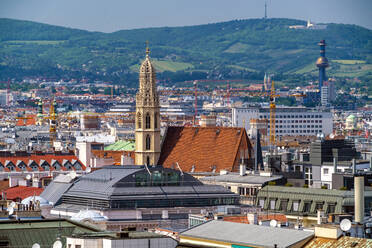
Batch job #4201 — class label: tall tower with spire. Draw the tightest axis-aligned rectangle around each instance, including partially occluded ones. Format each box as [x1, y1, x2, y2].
[316, 40, 329, 93]
[36, 99, 44, 126]
[135, 43, 161, 166]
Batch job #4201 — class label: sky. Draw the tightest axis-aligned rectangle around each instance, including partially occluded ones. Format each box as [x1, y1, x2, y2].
[0, 0, 371, 32]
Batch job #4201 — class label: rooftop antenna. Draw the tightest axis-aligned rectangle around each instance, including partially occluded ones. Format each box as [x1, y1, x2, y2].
[144, 163, 152, 176]
[176, 162, 184, 186]
[175, 162, 184, 176]
[145, 40, 150, 57]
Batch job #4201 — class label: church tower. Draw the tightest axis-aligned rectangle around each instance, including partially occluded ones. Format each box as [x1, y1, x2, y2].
[135, 44, 161, 165]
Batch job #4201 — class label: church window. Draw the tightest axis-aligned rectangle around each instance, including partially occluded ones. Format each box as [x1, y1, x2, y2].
[137, 112, 142, 129]
[154, 113, 158, 129]
[146, 113, 151, 129]
[146, 135, 151, 150]
[146, 156, 150, 166]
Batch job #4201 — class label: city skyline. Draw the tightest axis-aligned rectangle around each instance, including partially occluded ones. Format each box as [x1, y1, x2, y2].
[1, 0, 371, 32]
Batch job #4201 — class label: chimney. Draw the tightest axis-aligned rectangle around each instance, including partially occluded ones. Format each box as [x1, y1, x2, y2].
[239, 158, 246, 176]
[247, 213, 258, 225]
[354, 175, 364, 224]
[352, 159, 356, 174]
[200, 114, 216, 127]
[317, 210, 324, 225]
[333, 157, 338, 173]
[121, 155, 125, 165]
[162, 210, 169, 219]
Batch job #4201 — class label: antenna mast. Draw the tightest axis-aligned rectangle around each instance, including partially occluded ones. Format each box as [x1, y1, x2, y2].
[264, 1, 267, 19]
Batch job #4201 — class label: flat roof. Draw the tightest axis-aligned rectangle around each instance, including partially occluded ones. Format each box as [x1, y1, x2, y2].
[181, 220, 314, 247]
[200, 173, 283, 185]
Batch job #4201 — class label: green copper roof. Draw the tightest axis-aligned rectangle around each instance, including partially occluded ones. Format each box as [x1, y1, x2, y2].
[0, 219, 101, 248]
[105, 140, 135, 151]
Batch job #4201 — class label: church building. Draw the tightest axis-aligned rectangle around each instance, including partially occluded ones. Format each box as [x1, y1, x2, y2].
[134, 46, 254, 171]
[135, 46, 161, 166]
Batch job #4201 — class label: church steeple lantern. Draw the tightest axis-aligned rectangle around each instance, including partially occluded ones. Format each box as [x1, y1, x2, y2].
[135, 44, 161, 165]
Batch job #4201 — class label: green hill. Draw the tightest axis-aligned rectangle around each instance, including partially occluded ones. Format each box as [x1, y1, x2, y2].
[1, 18, 371, 87]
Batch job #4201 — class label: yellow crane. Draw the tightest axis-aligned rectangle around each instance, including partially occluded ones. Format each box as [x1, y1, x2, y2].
[269, 80, 280, 147]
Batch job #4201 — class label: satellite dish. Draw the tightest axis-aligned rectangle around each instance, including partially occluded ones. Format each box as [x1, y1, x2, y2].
[52, 240, 62, 248]
[86, 167, 92, 173]
[270, 219, 278, 227]
[32, 243, 41, 248]
[340, 218, 352, 232]
[8, 207, 14, 215]
[10, 202, 16, 208]
[26, 174, 31, 180]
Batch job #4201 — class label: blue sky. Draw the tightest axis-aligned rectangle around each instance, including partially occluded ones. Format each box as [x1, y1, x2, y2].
[1, 0, 371, 32]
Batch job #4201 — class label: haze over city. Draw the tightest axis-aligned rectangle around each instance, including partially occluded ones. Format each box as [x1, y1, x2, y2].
[1, 0, 371, 32]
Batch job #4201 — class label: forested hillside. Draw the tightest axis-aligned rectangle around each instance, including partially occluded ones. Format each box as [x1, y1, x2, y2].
[1, 18, 371, 88]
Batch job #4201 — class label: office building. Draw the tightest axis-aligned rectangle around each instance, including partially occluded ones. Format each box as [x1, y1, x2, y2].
[232, 106, 333, 137]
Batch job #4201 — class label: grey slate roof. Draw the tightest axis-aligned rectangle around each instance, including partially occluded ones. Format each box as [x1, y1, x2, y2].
[181, 220, 314, 248]
[61, 166, 238, 202]
[41, 174, 75, 205]
[200, 173, 283, 184]
[63, 166, 142, 199]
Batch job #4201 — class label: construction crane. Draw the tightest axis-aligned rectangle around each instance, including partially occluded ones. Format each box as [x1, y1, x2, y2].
[193, 81, 198, 125]
[161, 80, 305, 141]
[49, 99, 57, 144]
[269, 79, 279, 147]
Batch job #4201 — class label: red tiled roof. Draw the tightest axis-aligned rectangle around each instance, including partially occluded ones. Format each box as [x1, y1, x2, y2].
[16, 115, 37, 126]
[223, 216, 250, 224]
[258, 214, 287, 223]
[92, 150, 134, 165]
[3, 186, 43, 201]
[0, 154, 85, 171]
[158, 126, 253, 173]
[224, 214, 287, 225]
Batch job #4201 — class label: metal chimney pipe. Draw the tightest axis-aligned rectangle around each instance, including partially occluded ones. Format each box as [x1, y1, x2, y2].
[240, 158, 246, 176]
[333, 157, 338, 173]
[352, 159, 356, 175]
[354, 175, 365, 224]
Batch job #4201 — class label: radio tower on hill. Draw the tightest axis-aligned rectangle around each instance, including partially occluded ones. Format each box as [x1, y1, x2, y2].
[264, 1, 268, 19]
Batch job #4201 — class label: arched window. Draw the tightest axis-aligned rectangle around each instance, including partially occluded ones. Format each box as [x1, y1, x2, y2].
[154, 112, 158, 129]
[146, 135, 151, 150]
[146, 156, 150, 166]
[145, 113, 151, 129]
[137, 112, 142, 129]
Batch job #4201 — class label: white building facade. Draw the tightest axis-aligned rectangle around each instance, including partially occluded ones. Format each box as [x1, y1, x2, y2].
[232, 106, 333, 136]
[321, 81, 336, 106]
